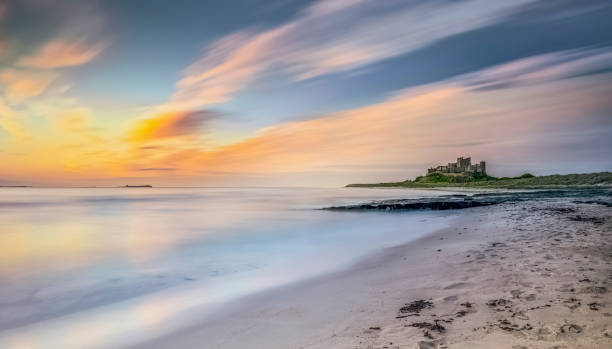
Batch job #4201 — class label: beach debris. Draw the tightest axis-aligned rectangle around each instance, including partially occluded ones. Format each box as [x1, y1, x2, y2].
[583, 286, 607, 294]
[487, 298, 512, 307]
[491, 242, 506, 247]
[399, 300, 433, 314]
[587, 302, 602, 310]
[456, 302, 475, 317]
[395, 314, 419, 319]
[368, 326, 381, 330]
[560, 323, 583, 334]
[409, 320, 446, 334]
[511, 310, 530, 320]
[456, 310, 468, 317]
[563, 297, 581, 310]
[497, 319, 533, 332]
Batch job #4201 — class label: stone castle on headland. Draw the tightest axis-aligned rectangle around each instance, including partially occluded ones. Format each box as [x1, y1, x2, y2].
[427, 156, 486, 175]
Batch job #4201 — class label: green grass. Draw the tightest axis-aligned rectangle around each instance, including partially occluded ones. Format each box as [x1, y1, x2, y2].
[346, 172, 612, 189]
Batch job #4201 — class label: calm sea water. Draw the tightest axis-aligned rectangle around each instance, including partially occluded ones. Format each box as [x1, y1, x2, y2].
[0, 187, 460, 348]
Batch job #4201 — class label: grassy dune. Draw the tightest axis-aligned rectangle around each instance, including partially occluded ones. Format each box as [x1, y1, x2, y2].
[346, 172, 612, 189]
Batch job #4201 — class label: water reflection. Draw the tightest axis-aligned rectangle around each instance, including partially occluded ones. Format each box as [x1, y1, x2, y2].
[0, 187, 458, 348]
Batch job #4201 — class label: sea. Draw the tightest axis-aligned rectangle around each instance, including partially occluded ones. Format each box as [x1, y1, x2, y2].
[0, 187, 462, 348]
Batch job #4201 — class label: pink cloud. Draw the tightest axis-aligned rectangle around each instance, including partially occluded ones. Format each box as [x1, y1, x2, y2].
[163, 0, 535, 110]
[458, 47, 612, 91]
[17, 39, 106, 69]
[0, 69, 57, 103]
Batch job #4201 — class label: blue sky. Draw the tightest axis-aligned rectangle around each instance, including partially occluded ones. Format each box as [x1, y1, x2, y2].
[0, 0, 611, 185]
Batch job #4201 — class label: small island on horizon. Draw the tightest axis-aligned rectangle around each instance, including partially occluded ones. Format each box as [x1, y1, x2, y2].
[347, 156, 612, 189]
[120, 185, 153, 188]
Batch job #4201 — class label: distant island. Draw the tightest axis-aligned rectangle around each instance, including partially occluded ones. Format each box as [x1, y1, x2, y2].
[121, 185, 153, 188]
[347, 156, 612, 189]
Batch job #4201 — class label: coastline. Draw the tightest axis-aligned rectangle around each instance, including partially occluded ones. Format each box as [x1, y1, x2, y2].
[140, 195, 612, 349]
[345, 171, 612, 189]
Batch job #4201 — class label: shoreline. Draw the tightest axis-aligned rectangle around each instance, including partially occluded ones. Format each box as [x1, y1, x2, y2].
[140, 196, 612, 349]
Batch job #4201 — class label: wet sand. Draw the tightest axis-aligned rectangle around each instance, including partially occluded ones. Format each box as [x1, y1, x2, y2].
[143, 197, 612, 349]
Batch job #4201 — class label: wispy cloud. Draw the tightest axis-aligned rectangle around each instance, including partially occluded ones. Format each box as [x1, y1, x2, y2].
[0, 0, 108, 141]
[11, 1, 108, 69]
[54, 107, 92, 132]
[0, 98, 30, 140]
[459, 47, 612, 91]
[164, 0, 535, 110]
[0, 69, 57, 103]
[126, 49, 612, 185]
[128, 110, 221, 142]
[17, 39, 106, 69]
[2, 47, 611, 185]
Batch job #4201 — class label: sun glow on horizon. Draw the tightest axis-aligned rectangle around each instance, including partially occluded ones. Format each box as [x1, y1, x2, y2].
[0, 1, 611, 186]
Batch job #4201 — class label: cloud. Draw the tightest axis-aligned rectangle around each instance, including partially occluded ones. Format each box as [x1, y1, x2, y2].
[17, 39, 106, 69]
[135, 168, 176, 172]
[128, 110, 220, 142]
[164, 0, 536, 110]
[0, 98, 29, 140]
[0, 69, 57, 103]
[2, 48, 611, 186]
[11, 1, 108, 69]
[54, 107, 92, 132]
[128, 50, 612, 185]
[459, 47, 612, 91]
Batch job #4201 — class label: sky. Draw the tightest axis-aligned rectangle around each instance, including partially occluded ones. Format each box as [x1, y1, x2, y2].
[0, 0, 611, 187]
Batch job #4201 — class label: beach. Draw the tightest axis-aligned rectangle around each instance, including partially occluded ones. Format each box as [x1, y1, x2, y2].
[142, 194, 612, 349]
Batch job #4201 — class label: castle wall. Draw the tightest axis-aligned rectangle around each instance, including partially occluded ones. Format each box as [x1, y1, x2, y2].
[427, 157, 486, 175]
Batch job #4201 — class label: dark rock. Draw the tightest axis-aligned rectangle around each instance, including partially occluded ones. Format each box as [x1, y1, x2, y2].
[400, 300, 434, 314]
[322, 189, 612, 212]
[560, 324, 583, 334]
[409, 321, 446, 334]
[588, 302, 602, 310]
[487, 299, 511, 307]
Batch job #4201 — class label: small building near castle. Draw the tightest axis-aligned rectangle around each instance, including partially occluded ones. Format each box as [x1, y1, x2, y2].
[427, 156, 486, 175]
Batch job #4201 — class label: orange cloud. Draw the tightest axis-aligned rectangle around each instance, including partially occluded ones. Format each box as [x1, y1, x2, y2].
[128, 110, 219, 142]
[2, 52, 611, 186]
[0, 98, 29, 140]
[119, 69, 611, 187]
[1, 69, 56, 103]
[54, 107, 92, 132]
[123, 87, 462, 177]
[17, 39, 105, 69]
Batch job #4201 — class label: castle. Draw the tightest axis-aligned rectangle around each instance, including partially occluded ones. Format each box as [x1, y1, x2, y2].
[427, 156, 486, 175]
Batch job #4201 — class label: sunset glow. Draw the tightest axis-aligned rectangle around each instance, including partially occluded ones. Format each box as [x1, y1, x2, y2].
[1, 0, 611, 186]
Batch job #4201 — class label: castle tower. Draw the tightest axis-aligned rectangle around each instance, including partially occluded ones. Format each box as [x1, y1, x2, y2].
[479, 161, 486, 175]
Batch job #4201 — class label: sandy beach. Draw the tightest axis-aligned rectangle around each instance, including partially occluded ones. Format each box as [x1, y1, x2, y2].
[141, 195, 612, 349]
